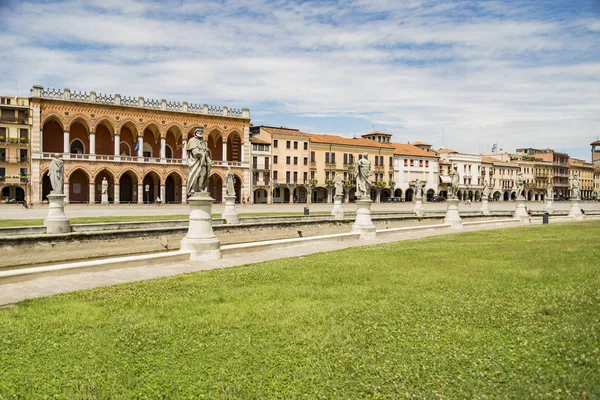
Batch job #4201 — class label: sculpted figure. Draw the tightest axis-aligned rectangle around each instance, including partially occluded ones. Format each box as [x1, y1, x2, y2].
[353, 153, 372, 199]
[546, 176, 553, 199]
[48, 154, 64, 194]
[515, 172, 525, 199]
[414, 179, 423, 199]
[333, 174, 343, 197]
[482, 180, 490, 199]
[225, 166, 235, 196]
[101, 177, 108, 195]
[449, 164, 459, 199]
[186, 127, 212, 197]
[571, 172, 580, 200]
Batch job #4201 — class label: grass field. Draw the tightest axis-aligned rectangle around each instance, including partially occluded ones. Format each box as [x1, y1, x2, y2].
[1, 222, 599, 398]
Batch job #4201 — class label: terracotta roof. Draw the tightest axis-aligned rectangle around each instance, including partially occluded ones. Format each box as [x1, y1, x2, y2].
[481, 156, 498, 164]
[435, 148, 458, 154]
[250, 136, 270, 145]
[391, 143, 438, 158]
[411, 141, 431, 146]
[261, 127, 312, 138]
[591, 140, 600, 145]
[362, 130, 392, 137]
[439, 160, 451, 165]
[310, 134, 394, 149]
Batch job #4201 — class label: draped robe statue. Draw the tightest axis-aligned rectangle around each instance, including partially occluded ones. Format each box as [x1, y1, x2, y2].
[515, 172, 525, 199]
[186, 128, 212, 197]
[571, 173, 580, 200]
[225, 166, 235, 196]
[333, 174, 343, 197]
[482, 180, 490, 199]
[354, 153, 372, 199]
[449, 165, 459, 199]
[414, 179, 423, 199]
[49, 154, 64, 194]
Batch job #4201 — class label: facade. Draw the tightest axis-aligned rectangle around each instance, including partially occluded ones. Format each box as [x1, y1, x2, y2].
[249, 133, 272, 204]
[536, 151, 570, 197]
[392, 143, 439, 201]
[436, 150, 485, 201]
[30, 86, 250, 204]
[594, 168, 600, 199]
[0, 96, 32, 203]
[591, 140, 600, 168]
[568, 158, 594, 199]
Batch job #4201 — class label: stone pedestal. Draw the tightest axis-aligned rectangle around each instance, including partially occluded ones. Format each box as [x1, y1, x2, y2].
[544, 199, 554, 214]
[444, 198, 463, 229]
[513, 198, 528, 223]
[331, 195, 344, 220]
[413, 198, 424, 217]
[44, 194, 71, 234]
[567, 198, 584, 220]
[180, 193, 221, 260]
[101, 193, 109, 204]
[222, 195, 239, 224]
[351, 198, 376, 239]
[480, 198, 491, 215]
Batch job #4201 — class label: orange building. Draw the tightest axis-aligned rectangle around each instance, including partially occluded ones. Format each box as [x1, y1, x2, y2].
[30, 86, 250, 204]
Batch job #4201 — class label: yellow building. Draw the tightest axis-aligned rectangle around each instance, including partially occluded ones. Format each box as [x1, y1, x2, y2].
[0, 95, 32, 203]
[569, 158, 595, 199]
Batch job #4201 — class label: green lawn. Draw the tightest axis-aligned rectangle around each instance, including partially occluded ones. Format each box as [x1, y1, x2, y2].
[1, 222, 599, 398]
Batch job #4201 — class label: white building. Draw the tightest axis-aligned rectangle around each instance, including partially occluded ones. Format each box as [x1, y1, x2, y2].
[392, 143, 439, 201]
[436, 149, 485, 201]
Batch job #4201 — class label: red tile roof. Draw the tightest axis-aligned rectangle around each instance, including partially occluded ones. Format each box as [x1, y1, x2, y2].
[250, 136, 270, 145]
[310, 134, 394, 149]
[391, 143, 438, 158]
[261, 127, 312, 138]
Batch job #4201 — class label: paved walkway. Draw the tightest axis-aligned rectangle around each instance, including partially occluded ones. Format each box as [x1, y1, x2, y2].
[0, 218, 570, 306]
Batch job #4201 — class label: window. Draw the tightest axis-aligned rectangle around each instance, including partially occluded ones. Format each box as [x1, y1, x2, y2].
[303, 172, 308, 183]
[389, 157, 393, 167]
[358, 154, 362, 160]
[374, 157, 379, 166]
[303, 157, 308, 165]
[389, 173, 393, 181]
[286, 141, 291, 149]
[293, 156, 298, 165]
[274, 140, 278, 148]
[273, 171, 278, 181]
[331, 153, 336, 163]
[310, 151, 315, 163]
[252, 144, 257, 151]
[349, 154, 354, 164]
[425, 160, 429, 167]
[304, 142, 308, 150]
[404, 159, 407, 166]
[380, 156, 383, 166]
[265, 157, 269, 169]
[310, 171, 315, 179]
[0, 167, 5, 178]
[344, 153, 348, 165]
[419, 160, 423, 167]
[273, 155, 278, 164]
[293, 171, 298, 183]
[286, 156, 290, 165]
[253, 156, 258, 168]
[0, 150, 5, 162]
[274, 187, 280, 196]
[325, 171, 330, 180]
[293, 141, 298, 150]
[325, 152, 330, 164]
[344, 172, 347, 180]
[286, 171, 291, 183]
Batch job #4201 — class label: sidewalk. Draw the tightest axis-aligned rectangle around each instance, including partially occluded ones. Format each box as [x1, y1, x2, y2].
[0, 219, 556, 306]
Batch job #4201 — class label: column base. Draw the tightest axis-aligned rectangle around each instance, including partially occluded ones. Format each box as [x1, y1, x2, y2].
[352, 198, 376, 239]
[180, 192, 221, 260]
[331, 195, 344, 220]
[513, 198, 529, 223]
[567, 199, 584, 220]
[44, 194, 71, 234]
[413, 199, 424, 217]
[480, 199, 491, 216]
[101, 194, 109, 205]
[222, 195, 239, 224]
[444, 198, 463, 229]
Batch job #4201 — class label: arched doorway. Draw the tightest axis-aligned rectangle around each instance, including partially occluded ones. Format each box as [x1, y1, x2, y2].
[94, 170, 115, 203]
[208, 174, 223, 203]
[295, 186, 308, 203]
[405, 188, 414, 202]
[15, 187, 25, 202]
[119, 124, 137, 156]
[227, 132, 242, 162]
[494, 191, 501, 201]
[207, 130, 223, 161]
[95, 122, 114, 155]
[119, 171, 138, 203]
[254, 189, 268, 204]
[42, 172, 52, 201]
[394, 189, 402, 198]
[312, 187, 327, 203]
[70, 138, 85, 154]
[348, 187, 356, 203]
[42, 119, 64, 154]
[69, 169, 90, 203]
[527, 191, 533, 201]
[426, 189, 435, 202]
[369, 188, 377, 201]
[142, 172, 160, 204]
[503, 191, 510, 201]
[165, 172, 182, 204]
[510, 191, 516, 200]
[380, 189, 391, 202]
[457, 191, 463, 201]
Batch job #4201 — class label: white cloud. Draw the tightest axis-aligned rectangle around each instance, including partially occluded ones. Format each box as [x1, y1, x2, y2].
[0, 0, 598, 160]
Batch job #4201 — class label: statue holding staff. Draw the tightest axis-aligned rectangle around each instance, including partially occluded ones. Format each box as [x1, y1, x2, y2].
[353, 153, 372, 200]
[186, 127, 212, 197]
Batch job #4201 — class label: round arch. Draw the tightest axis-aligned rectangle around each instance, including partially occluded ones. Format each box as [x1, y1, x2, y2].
[140, 121, 164, 137]
[94, 168, 116, 203]
[165, 171, 183, 204]
[208, 173, 223, 203]
[118, 170, 139, 203]
[93, 118, 116, 135]
[70, 138, 85, 154]
[66, 116, 92, 132]
[405, 188, 414, 202]
[206, 128, 224, 161]
[41, 113, 65, 130]
[426, 189, 435, 202]
[42, 118, 65, 154]
[67, 168, 90, 203]
[142, 170, 161, 204]
[226, 130, 242, 162]
[254, 188, 268, 204]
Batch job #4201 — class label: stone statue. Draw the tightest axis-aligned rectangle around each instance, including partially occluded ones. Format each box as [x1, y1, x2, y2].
[101, 177, 108, 195]
[186, 127, 212, 197]
[225, 166, 235, 196]
[546, 177, 553, 199]
[353, 153, 372, 199]
[515, 172, 525, 199]
[333, 174, 343, 197]
[48, 154, 64, 194]
[571, 172, 580, 200]
[414, 179, 423, 199]
[482, 180, 490, 199]
[449, 164, 459, 199]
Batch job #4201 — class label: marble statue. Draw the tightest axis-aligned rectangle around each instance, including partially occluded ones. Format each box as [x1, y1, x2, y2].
[414, 179, 423, 199]
[101, 177, 108, 195]
[186, 127, 212, 197]
[482, 180, 490, 199]
[546, 177, 553, 199]
[515, 172, 525, 199]
[571, 172, 580, 199]
[48, 154, 64, 194]
[449, 165, 459, 199]
[353, 153, 372, 199]
[225, 166, 235, 196]
[333, 174, 343, 197]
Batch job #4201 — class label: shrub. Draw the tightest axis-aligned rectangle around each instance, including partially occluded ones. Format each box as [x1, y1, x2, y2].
[325, 179, 333, 185]
[20, 137, 27, 143]
[0, 135, 5, 142]
[310, 179, 318, 185]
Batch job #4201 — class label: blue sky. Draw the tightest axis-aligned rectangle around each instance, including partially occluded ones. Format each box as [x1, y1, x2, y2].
[0, 0, 599, 160]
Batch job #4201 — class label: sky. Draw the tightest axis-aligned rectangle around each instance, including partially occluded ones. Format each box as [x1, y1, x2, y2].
[0, 0, 599, 160]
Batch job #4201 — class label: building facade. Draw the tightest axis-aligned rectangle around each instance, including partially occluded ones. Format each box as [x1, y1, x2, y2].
[0, 96, 32, 203]
[392, 143, 439, 201]
[30, 86, 250, 204]
[568, 158, 595, 199]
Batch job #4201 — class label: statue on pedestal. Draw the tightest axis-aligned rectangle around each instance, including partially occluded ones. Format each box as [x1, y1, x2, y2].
[333, 174, 343, 197]
[515, 172, 525, 199]
[49, 154, 64, 194]
[186, 127, 212, 197]
[414, 179, 423, 199]
[449, 164, 459, 199]
[225, 166, 235, 196]
[546, 177, 553, 200]
[353, 153, 372, 199]
[482, 180, 490, 199]
[101, 177, 108, 195]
